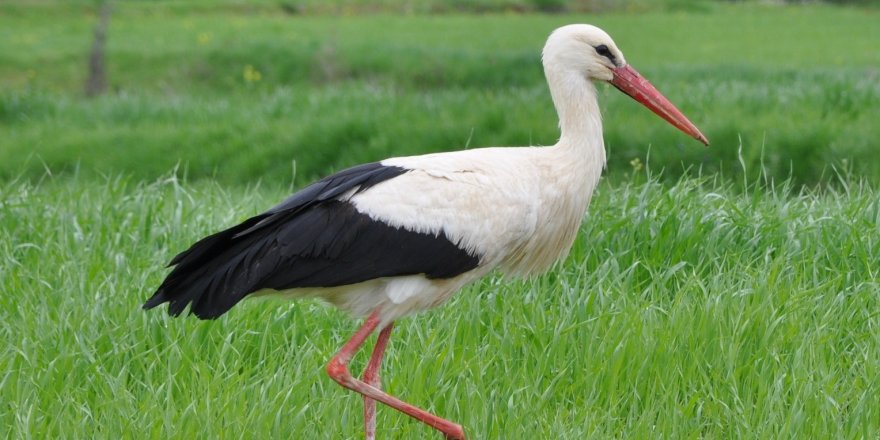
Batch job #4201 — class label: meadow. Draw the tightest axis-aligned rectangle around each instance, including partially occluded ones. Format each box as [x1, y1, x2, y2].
[3, 175, 879, 438]
[2, 1, 879, 439]
[2, 3, 878, 185]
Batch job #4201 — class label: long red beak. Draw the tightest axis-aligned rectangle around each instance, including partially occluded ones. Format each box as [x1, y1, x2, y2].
[610, 64, 709, 146]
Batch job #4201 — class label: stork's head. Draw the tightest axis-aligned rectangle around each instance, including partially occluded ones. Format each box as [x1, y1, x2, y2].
[543, 24, 709, 146]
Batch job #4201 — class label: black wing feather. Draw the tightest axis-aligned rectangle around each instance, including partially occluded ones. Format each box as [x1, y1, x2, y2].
[144, 162, 480, 319]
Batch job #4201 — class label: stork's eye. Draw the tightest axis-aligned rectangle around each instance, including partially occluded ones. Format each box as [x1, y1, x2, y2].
[594, 44, 614, 61]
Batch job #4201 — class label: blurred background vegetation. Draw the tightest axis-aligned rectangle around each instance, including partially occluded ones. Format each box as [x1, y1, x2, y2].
[1, 0, 878, 186]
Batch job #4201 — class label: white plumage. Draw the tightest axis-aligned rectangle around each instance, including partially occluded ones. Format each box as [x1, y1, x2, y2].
[336, 143, 603, 322]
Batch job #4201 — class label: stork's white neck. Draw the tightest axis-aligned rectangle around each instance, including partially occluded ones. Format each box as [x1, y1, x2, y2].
[545, 67, 606, 168]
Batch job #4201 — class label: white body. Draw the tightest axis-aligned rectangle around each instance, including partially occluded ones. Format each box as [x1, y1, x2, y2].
[268, 25, 621, 325]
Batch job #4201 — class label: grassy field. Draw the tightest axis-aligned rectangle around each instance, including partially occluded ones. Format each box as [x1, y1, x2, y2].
[2, 175, 879, 438]
[1, 3, 879, 186]
[3, 1, 880, 439]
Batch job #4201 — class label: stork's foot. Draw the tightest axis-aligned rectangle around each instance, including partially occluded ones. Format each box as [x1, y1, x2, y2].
[327, 310, 466, 440]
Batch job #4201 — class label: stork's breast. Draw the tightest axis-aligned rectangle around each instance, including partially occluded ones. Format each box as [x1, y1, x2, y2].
[499, 181, 593, 277]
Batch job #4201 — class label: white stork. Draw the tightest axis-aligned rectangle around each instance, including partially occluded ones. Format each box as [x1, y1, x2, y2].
[145, 24, 708, 440]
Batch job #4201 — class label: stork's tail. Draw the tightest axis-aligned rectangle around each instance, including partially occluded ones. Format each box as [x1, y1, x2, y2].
[143, 214, 267, 320]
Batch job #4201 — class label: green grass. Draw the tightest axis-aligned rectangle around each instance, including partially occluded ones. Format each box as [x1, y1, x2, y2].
[2, 173, 879, 438]
[2, 2, 879, 438]
[2, 4, 879, 186]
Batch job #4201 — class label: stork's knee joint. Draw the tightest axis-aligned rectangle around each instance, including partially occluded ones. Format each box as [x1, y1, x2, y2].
[326, 358, 351, 384]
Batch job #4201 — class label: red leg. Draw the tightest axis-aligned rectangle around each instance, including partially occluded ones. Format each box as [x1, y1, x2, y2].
[327, 310, 466, 440]
[363, 322, 393, 440]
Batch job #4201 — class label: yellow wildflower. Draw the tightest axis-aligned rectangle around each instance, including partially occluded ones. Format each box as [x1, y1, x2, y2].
[630, 158, 643, 172]
[243, 65, 262, 83]
[197, 32, 212, 45]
